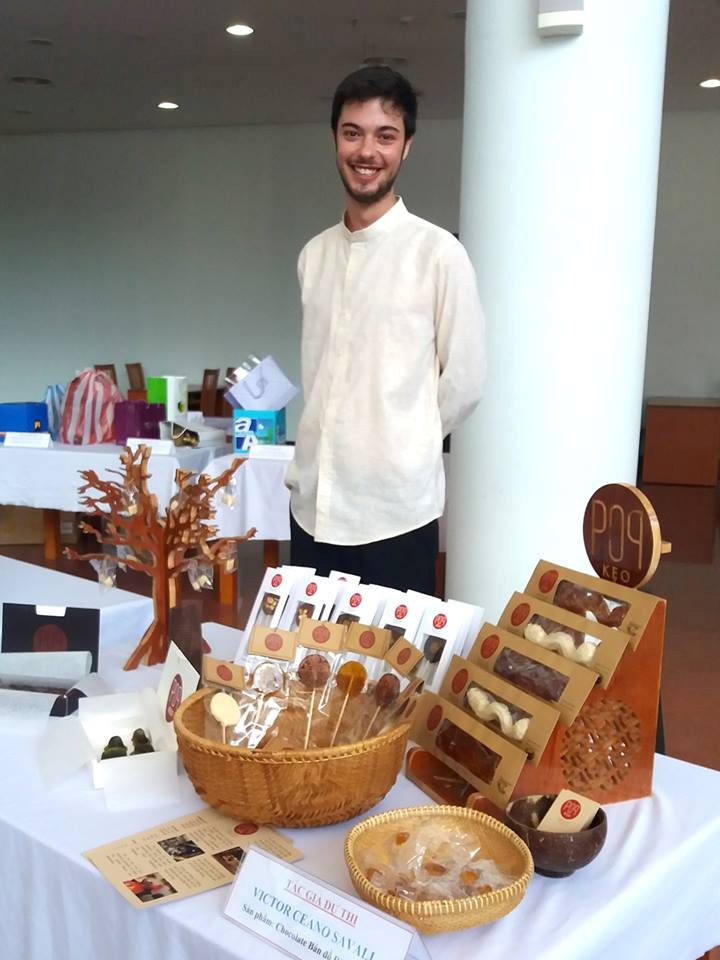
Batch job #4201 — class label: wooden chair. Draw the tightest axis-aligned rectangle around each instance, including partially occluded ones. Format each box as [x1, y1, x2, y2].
[200, 368, 220, 417]
[125, 362, 145, 390]
[94, 364, 118, 385]
[125, 362, 146, 401]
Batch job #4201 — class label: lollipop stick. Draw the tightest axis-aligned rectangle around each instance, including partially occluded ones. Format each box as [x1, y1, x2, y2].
[329, 690, 351, 747]
[221, 724, 227, 745]
[362, 705, 383, 740]
[304, 688, 316, 750]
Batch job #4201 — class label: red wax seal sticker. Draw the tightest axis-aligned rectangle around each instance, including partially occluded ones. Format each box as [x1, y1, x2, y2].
[271, 574, 282, 588]
[427, 704, 443, 731]
[395, 604, 408, 620]
[233, 822, 259, 836]
[359, 630, 375, 650]
[264, 633, 283, 653]
[165, 674, 183, 721]
[480, 634, 500, 659]
[538, 570, 559, 594]
[306, 582, 318, 596]
[349, 593, 362, 608]
[312, 625, 330, 644]
[561, 799, 582, 820]
[216, 664, 233, 682]
[33, 624, 68, 653]
[432, 613, 447, 630]
[451, 669, 469, 694]
[510, 603, 531, 627]
[397, 647, 411, 665]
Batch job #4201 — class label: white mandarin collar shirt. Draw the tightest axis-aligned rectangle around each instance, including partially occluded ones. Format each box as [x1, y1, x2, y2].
[287, 198, 486, 546]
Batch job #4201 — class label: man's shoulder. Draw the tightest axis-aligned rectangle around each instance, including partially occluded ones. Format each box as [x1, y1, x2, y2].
[300, 222, 342, 260]
[403, 209, 463, 254]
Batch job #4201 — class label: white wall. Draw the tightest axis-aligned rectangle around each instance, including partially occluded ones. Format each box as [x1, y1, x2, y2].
[0, 119, 462, 434]
[645, 110, 720, 398]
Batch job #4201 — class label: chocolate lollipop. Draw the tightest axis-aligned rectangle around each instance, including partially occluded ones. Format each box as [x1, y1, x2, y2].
[298, 653, 331, 749]
[363, 672, 400, 739]
[329, 661, 367, 747]
[210, 691, 241, 744]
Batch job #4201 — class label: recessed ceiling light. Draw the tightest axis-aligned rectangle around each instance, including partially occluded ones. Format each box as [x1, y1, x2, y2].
[158, 101, 179, 110]
[226, 23, 254, 37]
[11, 75, 52, 86]
[362, 55, 407, 67]
[699, 78, 720, 88]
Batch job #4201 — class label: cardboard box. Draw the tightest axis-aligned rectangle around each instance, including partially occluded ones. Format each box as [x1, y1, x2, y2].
[440, 655, 561, 765]
[498, 591, 632, 689]
[467, 624, 599, 727]
[411, 690, 529, 809]
[0, 401, 48, 441]
[233, 409, 286, 451]
[147, 376, 188, 419]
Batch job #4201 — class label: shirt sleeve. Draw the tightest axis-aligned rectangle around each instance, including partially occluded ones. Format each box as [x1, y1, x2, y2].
[434, 239, 487, 437]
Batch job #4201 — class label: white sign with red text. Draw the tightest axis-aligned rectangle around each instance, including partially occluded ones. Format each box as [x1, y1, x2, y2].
[224, 848, 430, 960]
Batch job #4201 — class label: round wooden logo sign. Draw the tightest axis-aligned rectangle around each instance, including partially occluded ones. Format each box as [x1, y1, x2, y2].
[583, 483, 664, 588]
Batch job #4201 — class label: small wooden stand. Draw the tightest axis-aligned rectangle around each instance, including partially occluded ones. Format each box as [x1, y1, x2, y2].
[407, 483, 670, 807]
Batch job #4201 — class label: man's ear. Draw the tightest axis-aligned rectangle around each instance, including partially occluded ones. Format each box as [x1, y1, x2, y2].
[402, 136, 414, 161]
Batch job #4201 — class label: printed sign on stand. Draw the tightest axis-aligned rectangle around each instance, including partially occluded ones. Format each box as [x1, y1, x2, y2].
[225, 848, 430, 960]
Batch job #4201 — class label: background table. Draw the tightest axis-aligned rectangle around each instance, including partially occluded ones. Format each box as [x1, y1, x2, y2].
[0, 441, 230, 560]
[0, 556, 153, 669]
[1, 618, 719, 960]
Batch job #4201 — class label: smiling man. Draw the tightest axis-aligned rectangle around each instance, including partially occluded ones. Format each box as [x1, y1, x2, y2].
[285, 66, 486, 593]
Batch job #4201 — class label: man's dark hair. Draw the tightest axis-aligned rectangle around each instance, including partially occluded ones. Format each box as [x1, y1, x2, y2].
[331, 66, 418, 140]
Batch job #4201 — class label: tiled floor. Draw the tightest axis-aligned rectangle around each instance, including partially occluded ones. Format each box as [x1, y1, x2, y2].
[1, 524, 718, 775]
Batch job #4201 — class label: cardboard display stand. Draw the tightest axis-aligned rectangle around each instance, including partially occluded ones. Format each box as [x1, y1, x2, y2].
[407, 483, 669, 808]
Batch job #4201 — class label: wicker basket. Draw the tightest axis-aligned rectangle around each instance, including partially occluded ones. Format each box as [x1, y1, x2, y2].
[344, 805, 533, 934]
[173, 688, 410, 827]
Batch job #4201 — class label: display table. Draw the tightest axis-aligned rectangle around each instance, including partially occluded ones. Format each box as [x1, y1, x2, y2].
[0, 556, 153, 667]
[0, 441, 230, 560]
[1, 620, 719, 960]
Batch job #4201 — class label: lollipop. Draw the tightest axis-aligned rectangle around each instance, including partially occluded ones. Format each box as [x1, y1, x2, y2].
[363, 673, 400, 739]
[298, 653, 331, 749]
[329, 661, 367, 747]
[250, 661, 284, 740]
[210, 691, 241, 744]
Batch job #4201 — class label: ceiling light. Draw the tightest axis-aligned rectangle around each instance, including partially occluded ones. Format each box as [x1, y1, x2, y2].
[158, 101, 179, 110]
[11, 75, 52, 86]
[699, 78, 720, 88]
[226, 24, 254, 37]
[362, 55, 407, 67]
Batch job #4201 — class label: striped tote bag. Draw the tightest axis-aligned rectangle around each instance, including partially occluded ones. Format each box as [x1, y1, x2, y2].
[59, 368, 123, 444]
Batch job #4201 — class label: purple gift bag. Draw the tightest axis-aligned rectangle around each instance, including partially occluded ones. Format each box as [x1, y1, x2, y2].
[114, 400, 165, 444]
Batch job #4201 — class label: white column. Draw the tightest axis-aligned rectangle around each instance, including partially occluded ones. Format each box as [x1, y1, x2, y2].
[447, 0, 669, 621]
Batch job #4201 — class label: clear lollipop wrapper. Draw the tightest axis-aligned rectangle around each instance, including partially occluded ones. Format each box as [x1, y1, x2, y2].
[356, 818, 514, 902]
[187, 558, 214, 592]
[91, 556, 117, 589]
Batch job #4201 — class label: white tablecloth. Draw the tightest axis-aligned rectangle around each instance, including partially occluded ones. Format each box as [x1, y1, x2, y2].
[206, 453, 451, 549]
[0, 442, 230, 512]
[2, 620, 719, 960]
[208, 453, 292, 542]
[0, 556, 153, 672]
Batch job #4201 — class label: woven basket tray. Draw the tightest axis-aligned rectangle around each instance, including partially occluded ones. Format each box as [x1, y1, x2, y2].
[344, 805, 533, 933]
[174, 688, 410, 827]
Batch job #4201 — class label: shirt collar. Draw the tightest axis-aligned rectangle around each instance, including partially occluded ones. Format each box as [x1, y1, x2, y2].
[341, 197, 408, 243]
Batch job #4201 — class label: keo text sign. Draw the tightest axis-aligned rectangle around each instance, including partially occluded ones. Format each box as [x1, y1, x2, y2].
[583, 483, 664, 588]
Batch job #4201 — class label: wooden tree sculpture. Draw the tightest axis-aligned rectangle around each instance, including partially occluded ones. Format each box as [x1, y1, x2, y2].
[65, 445, 256, 670]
